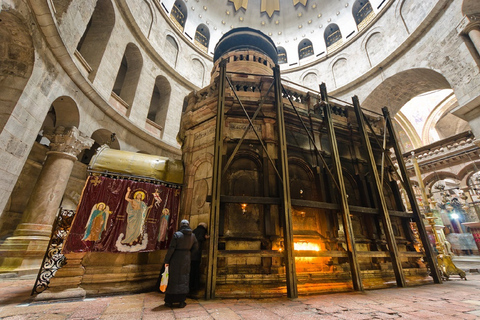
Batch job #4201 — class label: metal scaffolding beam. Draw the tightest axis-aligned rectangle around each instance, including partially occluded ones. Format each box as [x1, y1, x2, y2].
[320, 83, 363, 292]
[382, 107, 442, 284]
[274, 66, 298, 298]
[206, 60, 227, 300]
[353, 97, 406, 288]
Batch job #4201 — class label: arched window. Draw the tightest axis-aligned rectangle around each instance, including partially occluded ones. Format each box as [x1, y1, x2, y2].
[195, 24, 210, 52]
[298, 39, 314, 60]
[165, 35, 179, 67]
[352, 0, 375, 30]
[324, 24, 342, 51]
[81, 129, 120, 165]
[147, 76, 171, 131]
[112, 43, 143, 109]
[171, 0, 187, 31]
[277, 46, 287, 64]
[76, 0, 115, 81]
[192, 59, 205, 87]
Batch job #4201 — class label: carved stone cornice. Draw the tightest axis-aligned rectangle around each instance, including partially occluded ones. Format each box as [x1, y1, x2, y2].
[403, 131, 479, 173]
[43, 126, 94, 158]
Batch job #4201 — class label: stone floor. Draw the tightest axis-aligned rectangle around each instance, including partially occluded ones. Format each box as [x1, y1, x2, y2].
[1, 257, 480, 320]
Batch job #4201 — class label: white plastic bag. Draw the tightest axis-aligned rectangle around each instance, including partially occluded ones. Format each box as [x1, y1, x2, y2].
[160, 266, 169, 292]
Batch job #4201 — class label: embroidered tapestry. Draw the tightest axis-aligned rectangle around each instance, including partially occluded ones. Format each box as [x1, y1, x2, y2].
[63, 175, 180, 253]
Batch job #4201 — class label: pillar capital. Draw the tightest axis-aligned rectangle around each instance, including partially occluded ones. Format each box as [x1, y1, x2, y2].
[43, 126, 94, 158]
[457, 14, 480, 35]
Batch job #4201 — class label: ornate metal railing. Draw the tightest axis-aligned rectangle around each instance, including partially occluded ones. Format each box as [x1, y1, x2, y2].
[31, 208, 76, 295]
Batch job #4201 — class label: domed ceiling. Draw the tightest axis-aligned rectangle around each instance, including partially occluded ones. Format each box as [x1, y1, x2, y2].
[160, 0, 389, 69]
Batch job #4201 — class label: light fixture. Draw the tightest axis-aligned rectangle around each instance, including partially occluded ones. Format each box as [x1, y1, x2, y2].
[241, 203, 247, 214]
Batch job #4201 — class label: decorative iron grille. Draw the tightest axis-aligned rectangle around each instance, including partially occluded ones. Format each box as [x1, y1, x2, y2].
[31, 208, 76, 295]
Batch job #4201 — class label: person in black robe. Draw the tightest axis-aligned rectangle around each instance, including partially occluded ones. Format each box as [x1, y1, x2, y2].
[190, 222, 209, 293]
[164, 219, 198, 308]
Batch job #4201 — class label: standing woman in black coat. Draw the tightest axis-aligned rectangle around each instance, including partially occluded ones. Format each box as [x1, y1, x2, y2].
[164, 219, 198, 308]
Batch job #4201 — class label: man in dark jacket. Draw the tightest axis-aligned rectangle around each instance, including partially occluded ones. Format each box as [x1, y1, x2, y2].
[164, 219, 198, 308]
[190, 222, 209, 293]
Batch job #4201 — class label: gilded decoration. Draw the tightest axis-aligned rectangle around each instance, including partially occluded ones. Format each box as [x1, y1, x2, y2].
[260, 0, 279, 18]
[229, 0, 248, 11]
[293, 0, 307, 6]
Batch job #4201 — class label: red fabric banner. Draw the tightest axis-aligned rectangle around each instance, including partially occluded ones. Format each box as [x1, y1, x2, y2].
[63, 175, 180, 253]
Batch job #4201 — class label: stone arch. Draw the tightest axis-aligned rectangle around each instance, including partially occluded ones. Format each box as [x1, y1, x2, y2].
[80, 128, 120, 165]
[277, 46, 287, 64]
[195, 24, 210, 52]
[191, 58, 205, 87]
[226, 151, 263, 197]
[458, 161, 480, 186]
[420, 90, 469, 143]
[382, 182, 397, 211]
[423, 171, 459, 191]
[191, 160, 212, 216]
[298, 39, 314, 60]
[0, 11, 34, 135]
[462, 0, 480, 16]
[139, 0, 155, 38]
[332, 58, 348, 88]
[302, 72, 318, 90]
[224, 152, 264, 237]
[147, 75, 171, 130]
[51, 96, 80, 128]
[362, 68, 452, 115]
[112, 43, 143, 110]
[398, 0, 433, 35]
[165, 35, 179, 67]
[76, 0, 115, 81]
[289, 157, 317, 201]
[170, 0, 187, 31]
[182, 153, 213, 224]
[324, 23, 342, 49]
[35, 96, 80, 147]
[352, 0, 374, 30]
[343, 169, 362, 206]
[364, 32, 384, 67]
[393, 112, 422, 151]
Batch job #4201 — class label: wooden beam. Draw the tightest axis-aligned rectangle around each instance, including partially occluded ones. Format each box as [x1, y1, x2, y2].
[353, 97, 406, 288]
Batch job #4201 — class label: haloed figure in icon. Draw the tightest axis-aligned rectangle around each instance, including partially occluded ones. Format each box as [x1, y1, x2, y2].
[82, 202, 111, 241]
[123, 187, 153, 245]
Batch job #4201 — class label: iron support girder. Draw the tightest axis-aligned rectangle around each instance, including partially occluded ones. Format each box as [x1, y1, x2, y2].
[321, 85, 363, 291]
[382, 107, 442, 284]
[206, 60, 227, 299]
[353, 97, 406, 288]
[274, 66, 298, 298]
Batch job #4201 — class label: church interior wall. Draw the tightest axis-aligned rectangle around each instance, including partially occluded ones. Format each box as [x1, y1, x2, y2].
[281, 0, 480, 132]
[0, 0, 479, 296]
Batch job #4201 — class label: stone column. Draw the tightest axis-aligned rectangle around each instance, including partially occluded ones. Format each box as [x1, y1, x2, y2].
[467, 26, 480, 57]
[458, 15, 480, 57]
[0, 126, 93, 275]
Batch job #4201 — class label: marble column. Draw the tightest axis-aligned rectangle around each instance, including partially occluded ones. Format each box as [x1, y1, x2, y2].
[458, 15, 480, 58]
[467, 26, 480, 57]
[0, 126, 93, 275]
